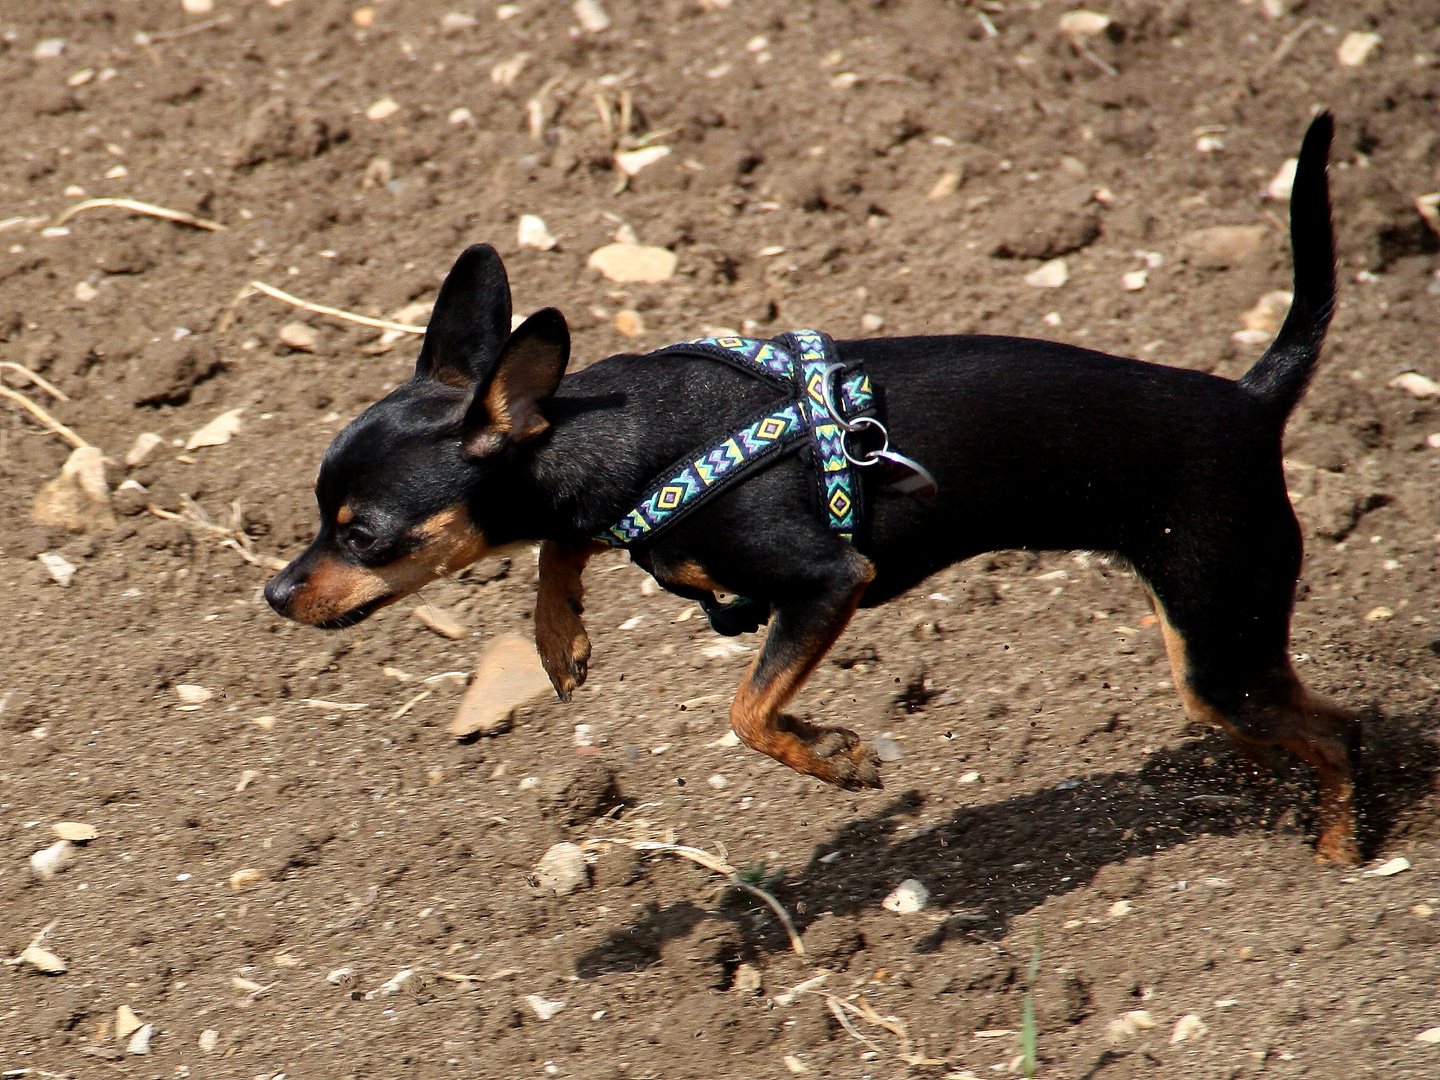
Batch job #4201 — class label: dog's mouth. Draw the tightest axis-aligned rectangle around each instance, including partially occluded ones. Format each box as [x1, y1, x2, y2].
[311, 594, 392, 630]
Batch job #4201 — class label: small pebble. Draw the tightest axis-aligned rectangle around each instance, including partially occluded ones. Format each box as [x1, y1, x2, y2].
[52, 822, 97, 842]
[615, 146, 671, 177]
[524, 993, 567, 1020]
[182, 0, 214, 13]
[448, 106, 475, 126]
[1363, 856, 1411, 877]
[278, 322, 318, 351]
[707, 774, 728, 789]
[732, 963, 762, 993]
[881, 878, 930, 914]
[1364, 606, 1394, 623]
[124, 432, 163, 467]
[517, 214, 557, 251]
[228, 868, 266, 891]
[413, 604, 468, 640]
[958, 771, 980, 783]
[614, 310, 645, 338]
[1024, 258, 1069, 288]
[534, 842, 589, 896]
[1122, 269, 1147, 291]
[860, 313, 884, 333]
[74, 281, 98, 302]
[115, 1005, 144, 1041]
[198, 1029, 220, 1052]
[1388, 372, 1440, 399]
[175, 684, 214, 705]
[1058, 11, 1111, 38]
[1108, 899, 1133, 917]
[1416, 1027, 1440, 1044]
[572, 0, 610, 32]
[1337, 31, 1380, 68]
[185, 408, 243, 450]
[126, 1024, 153, 1055]
[1171, 1014, 1208, 1044]
[587, 243, 677, 284]
[30, 840, 76, 882]
[1266, 158, 1298, 201]
[33, 39, 65, 60]
[366, 98, 400, 121]
[872, 737, 903, 762]
[439, 11, 477, 33]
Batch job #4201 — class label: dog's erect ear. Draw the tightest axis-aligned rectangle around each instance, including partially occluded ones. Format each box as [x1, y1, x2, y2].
[415, 244, 513, 386]
[463, 308, 570, 457]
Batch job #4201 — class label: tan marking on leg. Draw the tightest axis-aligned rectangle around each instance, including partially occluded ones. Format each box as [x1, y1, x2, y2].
[657, 559, 725, 594]
[1146, 590, 1360, 866]
[729, 561, 881, 790]
[535, 539, 604, 701]
[286, 504, 489, 625]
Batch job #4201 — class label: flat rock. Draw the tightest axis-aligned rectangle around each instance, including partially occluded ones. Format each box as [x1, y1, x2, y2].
[534, 841, 589, 895]
[186, 408, 244, 450]
[413, 604, 468, 640]
[1179, 225, 1266, 269]
[881, 878, 930, 913]
[587, 243, 677, 284]
[994, 208, 1100, 260]
[448, 633, 553, 737]
[31, 446, 115, 532]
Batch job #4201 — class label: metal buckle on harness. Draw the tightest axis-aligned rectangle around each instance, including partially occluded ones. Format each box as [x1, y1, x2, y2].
[818, 363, 938, 498]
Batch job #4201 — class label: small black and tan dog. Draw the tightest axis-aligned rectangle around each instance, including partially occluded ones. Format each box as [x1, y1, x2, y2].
[267, 114, 1360, 864]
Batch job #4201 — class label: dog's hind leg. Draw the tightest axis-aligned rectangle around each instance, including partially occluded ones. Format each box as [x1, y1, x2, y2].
[1137, 510, 1361, 865]
[535, 539, 606, 701]
[727, 548, 882, 790]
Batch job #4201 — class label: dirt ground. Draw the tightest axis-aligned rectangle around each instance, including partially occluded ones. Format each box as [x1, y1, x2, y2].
[4, 1, 1440, 1077]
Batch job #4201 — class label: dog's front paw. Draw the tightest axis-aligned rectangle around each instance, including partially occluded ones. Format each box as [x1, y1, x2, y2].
[802, 724, 883, 791]
[538, 632, 590, 702]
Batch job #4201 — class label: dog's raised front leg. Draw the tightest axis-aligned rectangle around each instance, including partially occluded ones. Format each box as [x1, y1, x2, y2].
[728, 550, 881, 790]
[535, 539, 604, 701]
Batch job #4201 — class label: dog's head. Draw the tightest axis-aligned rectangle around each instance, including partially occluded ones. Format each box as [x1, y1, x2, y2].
[265, 244, 569, 628]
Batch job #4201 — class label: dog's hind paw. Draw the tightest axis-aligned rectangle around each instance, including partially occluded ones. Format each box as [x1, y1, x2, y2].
[804, 725, 883, 790]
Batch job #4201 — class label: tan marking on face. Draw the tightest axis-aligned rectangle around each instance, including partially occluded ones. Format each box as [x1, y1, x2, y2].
[285, 504, 489, 626]
[336, 505, 354, 526]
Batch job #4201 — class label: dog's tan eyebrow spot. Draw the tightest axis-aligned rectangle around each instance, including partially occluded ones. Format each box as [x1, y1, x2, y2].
[336, 505, 354, 526]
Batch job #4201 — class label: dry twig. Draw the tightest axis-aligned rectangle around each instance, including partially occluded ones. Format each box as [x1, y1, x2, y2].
[584, 836, 804, 955]
[0, 362, 69, 401]
[55, 197, 226, 232]
[249, 281, 427, 335]
[146, 504, 286, 571]
[0, 385, 91, 449]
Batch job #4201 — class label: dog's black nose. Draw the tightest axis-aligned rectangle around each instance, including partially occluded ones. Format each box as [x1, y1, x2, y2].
[264, 573, 296, 617]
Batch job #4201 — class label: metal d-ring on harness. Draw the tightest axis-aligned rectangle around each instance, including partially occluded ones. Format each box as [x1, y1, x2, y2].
[817, 361, 938, 497]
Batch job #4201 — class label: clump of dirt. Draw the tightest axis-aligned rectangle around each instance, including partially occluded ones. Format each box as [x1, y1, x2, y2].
[3, 2, 1440, 1078]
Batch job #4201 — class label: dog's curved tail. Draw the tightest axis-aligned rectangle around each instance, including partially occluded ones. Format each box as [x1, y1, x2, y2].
[1237, 111, 1336, 415]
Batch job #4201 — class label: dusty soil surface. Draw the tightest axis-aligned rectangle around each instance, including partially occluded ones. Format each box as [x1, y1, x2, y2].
[4, 1, 1440, 1077]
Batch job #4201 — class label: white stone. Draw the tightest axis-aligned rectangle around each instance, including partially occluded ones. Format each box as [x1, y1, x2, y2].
[448, 107, 476, 126]
[1363, 856, 1411, 877]
[278, 322, 318, 351]
[182, 0, 214, 14]
[1122, 269, 1147, 291]
[587, 243, 677, 284]
[185, 407, 244, 449]
[198, 1029, 220, 1052]
[29, 839, 77, 881]
[439, 12, 478, 33]
[126, 1023, 153, 1055]
[31, 446, 115, 532]
[175, 684, 214, 705]
[1415, 1027, 1440, 1044]
[125, 432, 164, 467]
[860, 313, 884, 333]
[36, 552, 77, 587]
[572, 0, 610, 33]
[524, 993, 567, 1020]
[366, 98, 400, 121]
[873, 737, 903, 762]
[1171, 1013, 1209, 1043]
[1058, 11, 1111, 38]
[1389, 372, 1440, 400]
[615, 146, 670, 177]
[1267, 158, 1298, 201]
[115, 1005, 144, 1041]
[1024, 258, 1069, 288]
[881, 878, 930, 914]
[517, 214, 557, 251]
[53, 822, 97, 842]
[1337, 32, 1380, 68]
[534, 842, 589, 896]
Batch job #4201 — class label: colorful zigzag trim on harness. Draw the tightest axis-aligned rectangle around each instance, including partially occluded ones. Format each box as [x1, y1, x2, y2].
[596, 330, 875, 549]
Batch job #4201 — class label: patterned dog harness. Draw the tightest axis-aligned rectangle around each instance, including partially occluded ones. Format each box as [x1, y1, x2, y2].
[596, 329, 934, 551]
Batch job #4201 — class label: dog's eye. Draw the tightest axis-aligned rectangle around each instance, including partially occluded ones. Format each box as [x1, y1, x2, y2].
[346, 526, 378, 554]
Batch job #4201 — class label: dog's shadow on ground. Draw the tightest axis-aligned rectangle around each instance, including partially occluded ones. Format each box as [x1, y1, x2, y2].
[576, 709, 1439, 976]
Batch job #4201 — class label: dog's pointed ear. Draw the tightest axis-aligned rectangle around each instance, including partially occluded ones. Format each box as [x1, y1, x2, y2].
[415, 244, 513, 386]
[462, 307, 570, 457]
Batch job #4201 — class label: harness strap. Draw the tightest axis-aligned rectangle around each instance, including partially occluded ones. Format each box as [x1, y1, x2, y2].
[595, 330, 877, 550]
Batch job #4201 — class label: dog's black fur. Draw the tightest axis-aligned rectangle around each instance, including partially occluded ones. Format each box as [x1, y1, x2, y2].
[267, 114, 1361, 864]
